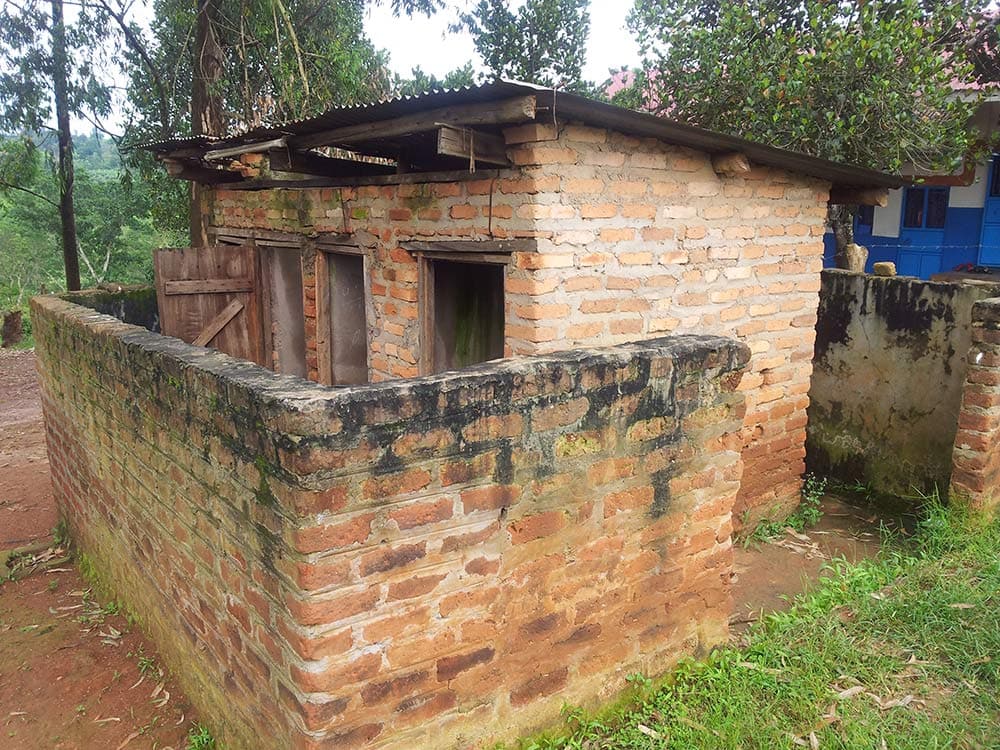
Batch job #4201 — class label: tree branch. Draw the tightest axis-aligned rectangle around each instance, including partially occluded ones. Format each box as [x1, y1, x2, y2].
[0, 179, 58, 207]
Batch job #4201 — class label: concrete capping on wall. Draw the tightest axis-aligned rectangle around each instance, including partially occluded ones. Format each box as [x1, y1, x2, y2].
[951, 296, 1000, 514]
[32, 289, 750, 749]
[807, 269, 1000, 498]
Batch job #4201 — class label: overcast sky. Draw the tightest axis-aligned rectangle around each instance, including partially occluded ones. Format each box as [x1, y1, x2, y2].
[365, 0, 641, 86]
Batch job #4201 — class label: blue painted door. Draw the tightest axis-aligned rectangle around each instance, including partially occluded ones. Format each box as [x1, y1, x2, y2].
[898, 186, 948, 276]
[980, 156, 1000, 267]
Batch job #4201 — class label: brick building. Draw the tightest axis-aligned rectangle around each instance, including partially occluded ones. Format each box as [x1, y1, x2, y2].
[27, 81, 907, 749]
[145, 81, 899, 524]
[145, 82, 900, 526]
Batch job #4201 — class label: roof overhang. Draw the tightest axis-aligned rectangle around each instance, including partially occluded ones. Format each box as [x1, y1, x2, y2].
[137, 80, 903, 194]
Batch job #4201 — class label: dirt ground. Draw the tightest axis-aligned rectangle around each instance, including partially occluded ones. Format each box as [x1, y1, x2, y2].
[0, 348, 898, 747]
[731, 494, 903, 632]
[0, 349, 195, 750]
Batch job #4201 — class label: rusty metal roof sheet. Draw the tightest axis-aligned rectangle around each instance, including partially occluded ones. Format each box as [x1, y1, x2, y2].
[137, 79, 903, 189]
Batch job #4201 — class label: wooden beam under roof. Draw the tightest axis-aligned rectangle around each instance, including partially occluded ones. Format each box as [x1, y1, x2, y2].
[162, 158, 244, 184]
[268, 148, 396, 177]
[436, 126, 510, 166]
[221, 167, 507, 191]
[205, 137, 287, 161]
[288, 95, 537, 150]
[828, 187, 889, 207]
[401, 239, 536, 254]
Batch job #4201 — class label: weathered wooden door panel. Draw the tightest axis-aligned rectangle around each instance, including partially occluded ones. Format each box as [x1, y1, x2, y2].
[153, 245, 265, 366]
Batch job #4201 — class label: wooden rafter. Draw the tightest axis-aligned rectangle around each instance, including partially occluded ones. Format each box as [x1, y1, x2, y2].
[436, 126, 510, 166]
[829, 187, 889, 206]
[288, 95, 537, 150]
[162, 158, 244, 184]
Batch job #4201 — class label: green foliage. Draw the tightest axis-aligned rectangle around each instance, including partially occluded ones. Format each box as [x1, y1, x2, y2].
[748, 473, 826, 543]
[627, 0, 987, 172]
[115, 0, 411, 146]
[454, 0, 593, 93]
[393, 63, 478, 96]
[185, 723, 216, 750]
[0, 1, 112, 134]
[0, 134, 181, 319]
[517, 499, 1000, 748]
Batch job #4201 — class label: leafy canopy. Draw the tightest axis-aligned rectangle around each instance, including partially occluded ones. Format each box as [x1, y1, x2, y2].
[392, 63, 477, 97]
[628, 0, 986, 172]
[454, 0, 592, 93]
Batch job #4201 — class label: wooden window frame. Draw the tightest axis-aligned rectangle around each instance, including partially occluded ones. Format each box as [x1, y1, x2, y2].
[411, 246, 512, 376]
[315, 242, 369, 386]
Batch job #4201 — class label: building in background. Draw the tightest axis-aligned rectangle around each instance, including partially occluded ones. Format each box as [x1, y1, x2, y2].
[825, 90, 1000, 278]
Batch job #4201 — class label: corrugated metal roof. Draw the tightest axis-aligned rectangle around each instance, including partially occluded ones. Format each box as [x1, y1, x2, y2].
[138, 79, 903, 189]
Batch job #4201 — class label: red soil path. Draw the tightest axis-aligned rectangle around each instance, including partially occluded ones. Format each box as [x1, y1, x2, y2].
[0, 349, 197, 750]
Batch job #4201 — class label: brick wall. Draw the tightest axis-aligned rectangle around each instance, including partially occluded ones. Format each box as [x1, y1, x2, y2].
[808, 270, 1000, 498]
[207, 121, 830, 526]
[33, 288, 749, 749]
[951, 297, 1000, 513]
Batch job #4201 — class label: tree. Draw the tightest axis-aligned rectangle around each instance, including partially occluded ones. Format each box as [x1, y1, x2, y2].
[628, 0, 988, 258]
[86, 0, 440, 243]
[0, 0, 111, 290]
[393, 63, 478, 97]
[454, 0, 592, 93]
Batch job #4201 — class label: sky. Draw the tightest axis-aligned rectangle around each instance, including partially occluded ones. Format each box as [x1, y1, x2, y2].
[364, 0, 641, 86]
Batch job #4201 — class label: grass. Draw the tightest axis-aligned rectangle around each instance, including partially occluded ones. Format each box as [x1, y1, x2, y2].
[517, 499, 1000, 749]
[185, 723, 216, 750]
[746, 474, 827, 545]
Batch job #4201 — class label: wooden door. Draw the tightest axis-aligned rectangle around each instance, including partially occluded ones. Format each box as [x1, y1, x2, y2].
[153, 245, 265, 366]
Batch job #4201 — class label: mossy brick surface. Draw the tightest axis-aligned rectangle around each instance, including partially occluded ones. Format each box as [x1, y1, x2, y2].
[31, 288, 749, 749]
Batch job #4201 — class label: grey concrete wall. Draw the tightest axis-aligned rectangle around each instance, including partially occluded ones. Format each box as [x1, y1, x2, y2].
[807, 270, 1000, 497]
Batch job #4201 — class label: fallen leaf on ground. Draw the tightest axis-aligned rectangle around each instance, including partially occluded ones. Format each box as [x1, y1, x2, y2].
[116, 730, 141, 749]
[636, 724, 662, 739]
[836, 686, 866, 700]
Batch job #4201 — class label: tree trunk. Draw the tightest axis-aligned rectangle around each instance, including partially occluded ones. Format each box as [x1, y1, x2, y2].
[50, 0, 81, 291]
[829, 203, 867, 272]
[190, 0, 225, 247]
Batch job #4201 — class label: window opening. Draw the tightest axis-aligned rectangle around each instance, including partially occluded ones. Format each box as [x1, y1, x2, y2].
[902, 186, 949, 230]
[261, 245, 307, 377]
[423, 257, 504, 374]
[319, 250, 368, 385]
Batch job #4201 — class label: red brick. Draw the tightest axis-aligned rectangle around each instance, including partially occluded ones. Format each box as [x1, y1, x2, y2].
[436, 647, 495, 681]
[293, 513, 374, 554]
[509, 511, 566, 544]
[360, 542, 427, 577]
[461, 485, 521, 512]
[389, 498, 453, 530]
[509, 667, 569, 706]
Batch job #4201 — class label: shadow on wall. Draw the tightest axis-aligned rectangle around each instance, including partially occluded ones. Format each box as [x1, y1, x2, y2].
[65, 284, 161, 333]
[806, 269, 1000, 498]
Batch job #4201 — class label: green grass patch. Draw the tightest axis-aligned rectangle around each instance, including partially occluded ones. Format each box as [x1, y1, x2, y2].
[746, 474, 827, 544]
[517, 501, 1000, 749]
[185, 723, 216, 750]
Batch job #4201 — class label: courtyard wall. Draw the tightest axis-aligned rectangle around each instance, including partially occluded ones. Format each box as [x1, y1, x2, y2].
[33, 287, 748, 749]
[808, 270, 1000, 498]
